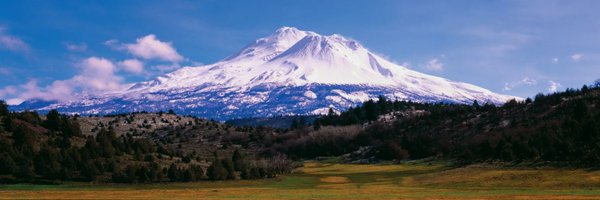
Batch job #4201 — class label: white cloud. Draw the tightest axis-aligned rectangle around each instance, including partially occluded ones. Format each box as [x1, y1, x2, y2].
[0, 57, 126, 104]
[0, 27, 29, 52]
[66, 42, 87, 52]
[0, 85, 17, 98]
[72, 57, 122, 92]
[0, 79, 74, 104]
[552, 57, 559, 64]
[104, 39, 121, 49]
[125, 34, 183, 62]
[151, 63, 181, 73]
[118, 59, 144, 74]
[548, 81, 562, 92]
[503, 77, 537, 91]
[423, 58, 444, 71]
[571, 53, 583, 61]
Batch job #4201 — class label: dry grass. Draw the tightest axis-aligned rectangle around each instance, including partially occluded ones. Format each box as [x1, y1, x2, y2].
[2, 161, 600, 199]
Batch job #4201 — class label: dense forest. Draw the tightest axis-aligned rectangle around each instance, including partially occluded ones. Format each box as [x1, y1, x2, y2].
[0, 104, 293, 183]
[269, 83, 600, 166]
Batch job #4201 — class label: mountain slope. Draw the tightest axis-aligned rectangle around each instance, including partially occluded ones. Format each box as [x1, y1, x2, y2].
[14, 27, 519, 120]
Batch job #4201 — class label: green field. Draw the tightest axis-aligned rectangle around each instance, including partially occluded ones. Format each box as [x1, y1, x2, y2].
[2, 161, 600, 199]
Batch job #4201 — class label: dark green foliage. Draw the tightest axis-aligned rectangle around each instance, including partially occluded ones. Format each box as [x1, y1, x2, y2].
[232, 149, 245, 171]
[184, 165, 204, 182]
[290, 117, 307, 130]
[13, 125, 37, 148]
[44, 109, 62, 132]
[2, 115, 13, 132]
[221, 157, 236, 179]
[0, 103, 295, 183]
[15, 111, 42, 125]
[207, 159, 228, 180]
[0, 100, 8, 116]
[304, 85, 600, 165]
[0, 152, 17, 174]
[167, 163, 180, 181]
[60, 116, 82, 137]
[314, 95, 415, 127]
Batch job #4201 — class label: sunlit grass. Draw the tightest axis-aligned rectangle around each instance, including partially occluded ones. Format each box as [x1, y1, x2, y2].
[2, 161, 600, 199]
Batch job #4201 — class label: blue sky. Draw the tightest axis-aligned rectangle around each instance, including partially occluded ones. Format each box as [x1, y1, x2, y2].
[0, 0, 599, 104]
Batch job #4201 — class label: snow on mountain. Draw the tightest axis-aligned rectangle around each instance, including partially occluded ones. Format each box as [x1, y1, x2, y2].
[14, 26, 520, 120]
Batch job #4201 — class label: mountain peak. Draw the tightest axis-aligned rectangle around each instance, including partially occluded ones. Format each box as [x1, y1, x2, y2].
[15, 26, 520, 120]
[275, 26, 302, 34]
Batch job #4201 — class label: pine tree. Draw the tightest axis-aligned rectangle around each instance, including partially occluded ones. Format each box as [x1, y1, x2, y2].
[232, 149, 244, 171]
[0, 153, 16, 175]
[167, 163, 180, 181]
[313, 120, 322, 131]
[44, 109, 62, 132]
[207, 159, 227, 180]
[327, 107, 336, 117]
[0, 100, 8, 116]
[2, 115, 13, 132]
[221, 158, 236, 179]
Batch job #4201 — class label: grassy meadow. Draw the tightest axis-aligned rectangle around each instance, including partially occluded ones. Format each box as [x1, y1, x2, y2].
[2, 161, 600, 199]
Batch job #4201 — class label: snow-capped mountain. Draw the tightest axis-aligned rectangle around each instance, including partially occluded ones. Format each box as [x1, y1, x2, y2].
[14, 27, 519, 120]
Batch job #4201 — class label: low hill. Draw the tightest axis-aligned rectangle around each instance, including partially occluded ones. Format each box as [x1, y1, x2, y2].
[0, 106, 293, 184]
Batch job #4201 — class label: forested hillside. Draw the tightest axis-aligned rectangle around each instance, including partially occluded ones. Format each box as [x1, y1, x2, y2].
[0, 104, 293, 183]
[271, 84, 600, 165]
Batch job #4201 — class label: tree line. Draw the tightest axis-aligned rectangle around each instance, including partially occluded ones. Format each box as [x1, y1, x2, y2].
[270, 84, 600, 166]
[0, 104, 293, 183]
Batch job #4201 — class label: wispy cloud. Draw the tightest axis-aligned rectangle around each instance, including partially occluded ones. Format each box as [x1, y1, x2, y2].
[151, 63, 181, 74]
[422, 58, 444, 71]
[503, 77, 537, 91]
[571, 53, 583, 61]
[65, 42, 88, 52]
[0, 26, 30, 53]
[548, 80, 562, 92]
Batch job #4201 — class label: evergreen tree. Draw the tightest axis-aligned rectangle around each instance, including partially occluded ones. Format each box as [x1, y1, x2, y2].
[2, 115, 13, 132]
[167, 163, 180, 181]
[44, 109, 62, 132]
[0, 100, 8, 116]
[313, 120, 321, 131]
[207, 159, 227, 180]
[61, 116, 82, 137]
[221, 158, 236, 179]
[327, 107, 336, 117]
[189, 164, 204, 181]
[472, 100, 480, 109]
[13, 125, 36, 148]
[232, 149, 244, 171]
[0, 153, 16, 175]
[240, 167, 251, 179]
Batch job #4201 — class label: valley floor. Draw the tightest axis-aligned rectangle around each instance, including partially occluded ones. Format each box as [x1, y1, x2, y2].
[2, 161, 600, 199]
